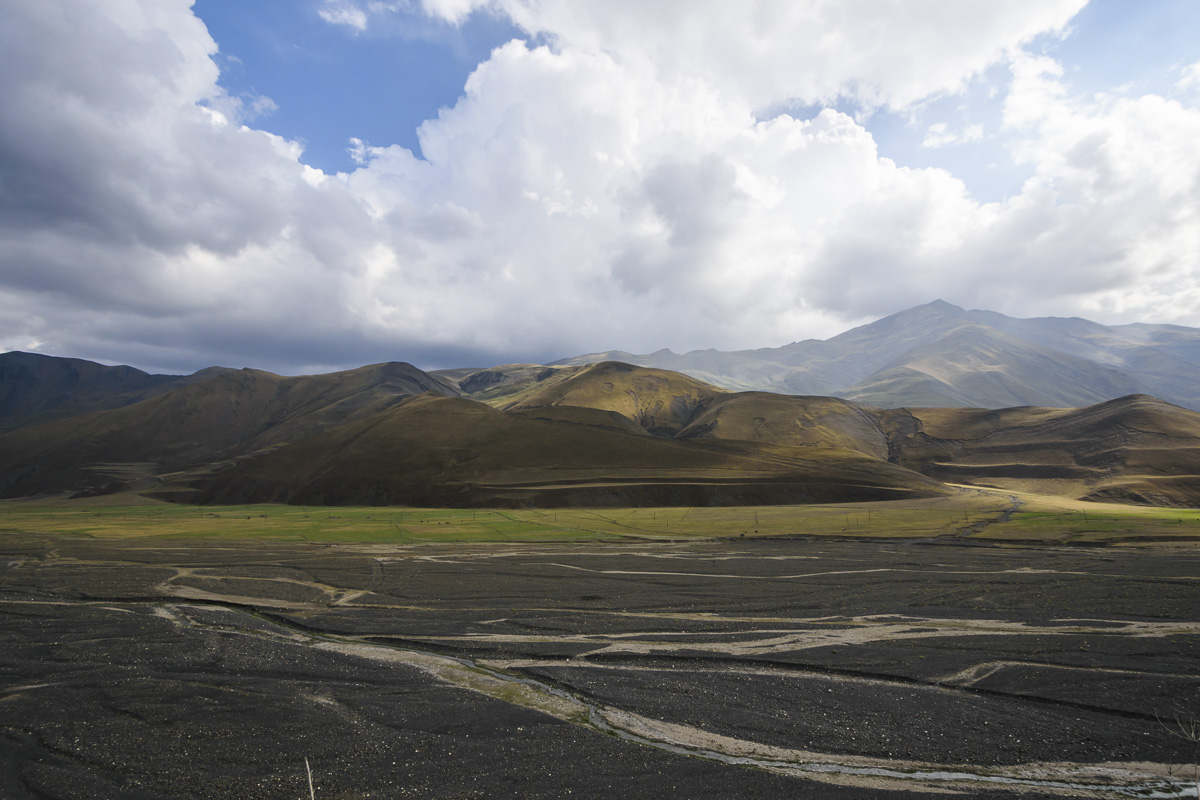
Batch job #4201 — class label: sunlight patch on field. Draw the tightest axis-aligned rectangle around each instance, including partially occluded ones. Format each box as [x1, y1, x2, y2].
[3, 488, 1198, 545]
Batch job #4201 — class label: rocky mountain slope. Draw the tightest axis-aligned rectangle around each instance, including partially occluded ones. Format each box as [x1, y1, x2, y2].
[550, 301, 1200, 411]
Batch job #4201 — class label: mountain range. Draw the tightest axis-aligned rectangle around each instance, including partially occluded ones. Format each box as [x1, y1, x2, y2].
[550, 300, 1200, 411]
[3, 310, 1200, 508]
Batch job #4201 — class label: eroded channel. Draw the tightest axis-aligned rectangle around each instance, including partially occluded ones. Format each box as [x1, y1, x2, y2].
[6, 533, 1200, 797]
[146, 599, 1191, 798]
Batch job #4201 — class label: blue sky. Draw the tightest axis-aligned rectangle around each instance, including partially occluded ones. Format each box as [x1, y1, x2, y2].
[192, 0, 1200, 202]
[2, 1, 1200, 373]
[193, 0, 524, 171]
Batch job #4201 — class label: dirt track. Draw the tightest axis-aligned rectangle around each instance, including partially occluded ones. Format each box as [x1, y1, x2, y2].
[1, 532, 1198, 798]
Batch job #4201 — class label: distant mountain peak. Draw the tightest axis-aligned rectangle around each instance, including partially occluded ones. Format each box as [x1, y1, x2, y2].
[924, 299, 965, 312]
[552, 302, 1200, 412]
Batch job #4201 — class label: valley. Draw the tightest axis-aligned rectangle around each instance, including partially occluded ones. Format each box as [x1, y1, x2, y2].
[2, 507, 1197, 798]
[4, 302, 1200, 797]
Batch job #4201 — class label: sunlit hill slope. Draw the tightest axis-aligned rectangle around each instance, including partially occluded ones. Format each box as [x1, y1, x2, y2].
[3, 342, 1200, 508]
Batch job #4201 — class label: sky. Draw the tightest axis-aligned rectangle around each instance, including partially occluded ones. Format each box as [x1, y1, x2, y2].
[2, 1, 1200, 375]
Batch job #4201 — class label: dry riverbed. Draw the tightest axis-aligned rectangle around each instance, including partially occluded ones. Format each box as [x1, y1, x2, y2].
[1, 530, 1198, 798]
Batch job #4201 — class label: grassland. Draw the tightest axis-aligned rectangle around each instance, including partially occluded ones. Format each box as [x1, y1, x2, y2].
[5, 488, 1200, 545]
[4, 489, 1200, 797]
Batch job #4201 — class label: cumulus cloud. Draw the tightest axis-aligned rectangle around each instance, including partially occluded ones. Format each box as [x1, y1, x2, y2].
[528, 1, 1087, 111]
[349, 0, 1086, 111]
[2, 0, 1199, 375]
[990, 52, 1200, 319]
[922, 122, 984, 148]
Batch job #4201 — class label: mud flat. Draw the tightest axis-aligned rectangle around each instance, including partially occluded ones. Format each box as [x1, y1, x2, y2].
[1, 530, 1198, 798]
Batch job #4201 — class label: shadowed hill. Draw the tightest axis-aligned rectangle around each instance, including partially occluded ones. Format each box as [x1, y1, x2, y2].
[3, 354, 1200, 509]
[506, 404, 652, 437]
[0, 362, 460, 498]
[196, 394, 946, 508]
[439, 363, 586, 408]
[0, 351, 193, 432]
[882, 394, 1200, 507]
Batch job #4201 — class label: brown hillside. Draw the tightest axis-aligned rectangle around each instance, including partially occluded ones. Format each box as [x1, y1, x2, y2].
[197, 394, 946, 508]
[506, 404, 652, 436]
[0, 350, 189, 432]
[677, 392, 889, 459]
[507, 361, 724, 436]
[0, 363, 458, 498]
[883, 394, 1200, 507]
[6, 349, 1200, 510]
[457, 364, 586, 407]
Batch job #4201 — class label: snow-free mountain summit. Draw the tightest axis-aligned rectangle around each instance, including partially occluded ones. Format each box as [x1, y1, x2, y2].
[550, 301, 1200, 411]
[3, 302, 1200, 508]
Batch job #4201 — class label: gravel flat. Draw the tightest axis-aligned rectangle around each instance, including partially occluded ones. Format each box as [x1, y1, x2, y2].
[2, 531, 1197, 798]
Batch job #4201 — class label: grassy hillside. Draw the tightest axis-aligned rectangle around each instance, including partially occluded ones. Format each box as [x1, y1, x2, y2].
[455, 364, 586, 408]
[0, 363, 459, 498]
[196, 394, 945, 507]
[883, 395, 1200, 507]
[507, 361, 724, 436]
[4, 353, 1200, 510]
[0, 350, 189, 432]
[676, 392, 889, 459]
[470, 364, 1200, 509]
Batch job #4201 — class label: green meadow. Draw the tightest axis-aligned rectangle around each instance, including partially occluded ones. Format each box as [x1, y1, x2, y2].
[4, 489, 1199, 545]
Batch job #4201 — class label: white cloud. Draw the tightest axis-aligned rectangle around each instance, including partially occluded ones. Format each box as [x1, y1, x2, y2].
[4, 0, 1200, 375]
[416, 0, 484, 25]
[395, 0, 1087, 112]
[320, 0, 476, 30]
[1178, 60, 1200, 92]
[318, 1, 370, 30]
[922, 122, 984, 148]
[988, 52, 1200, 321]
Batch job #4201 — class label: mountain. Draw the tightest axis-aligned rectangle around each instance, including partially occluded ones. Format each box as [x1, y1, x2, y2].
[7, 300, 1200, 511]
[0, 362, 460, 498]
[13, 300, 1194, 437]
[197, 393, 943, 508]
[878, 394, 1200, 508]
[0, 351, 192, 432]
[675, 392, 890, 460]
[552, 301, 1200, 411]
[434, 363, 587, 407]
[493, 366, 1200, 508]
[504, 361, 724, 436]
[199, 375, 1200, 508]
[840, 323, 1140, 408]
[2, 354, 1199, 507]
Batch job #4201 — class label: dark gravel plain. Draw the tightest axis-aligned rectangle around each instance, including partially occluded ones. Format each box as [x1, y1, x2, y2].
[2, 531, 1198, 798]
